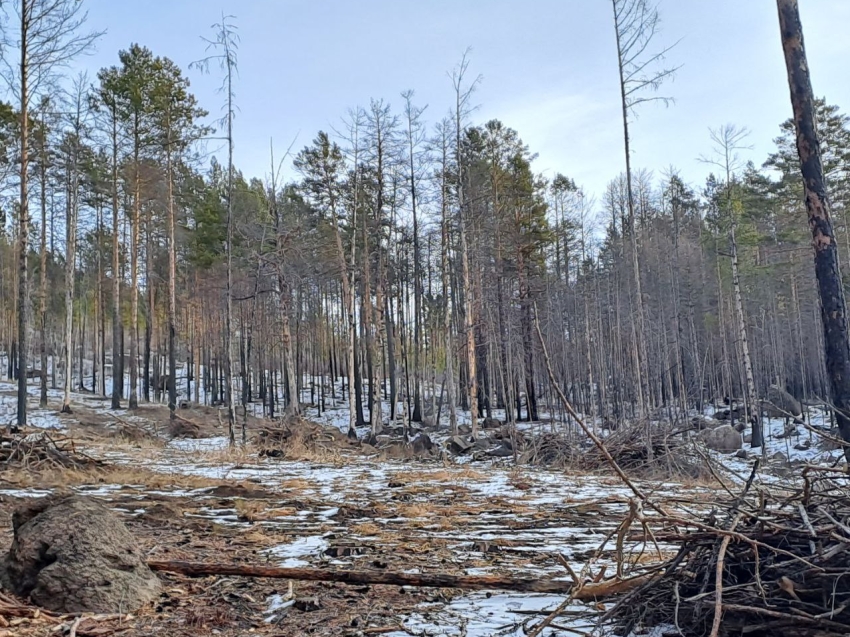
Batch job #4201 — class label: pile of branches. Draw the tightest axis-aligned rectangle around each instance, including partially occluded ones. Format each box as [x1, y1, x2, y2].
[256, 418, 348, 459]
[578, 421, 706, 479]
[0, 431, 103, 470]
[608, 465, 850, 636]
[518, 432, 573, 466]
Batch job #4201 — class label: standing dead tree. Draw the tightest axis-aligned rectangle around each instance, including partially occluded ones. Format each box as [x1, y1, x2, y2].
[777, 0, 850, 457]
[451, 49, 482, 436]
[701, 125, 763, 448]
[611, 0, 678, 425]
[193, 14, 240, 441]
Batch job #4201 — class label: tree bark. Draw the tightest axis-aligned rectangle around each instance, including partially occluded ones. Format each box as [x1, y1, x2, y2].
[38, 111, 48, 409]
[16, 8, 30, 428]
[729, 219, 761, 447]
[62, 139, 79, 413]
[110, 112, 122, 409]
[165, 120, 177, 420]
[147, 560, 647, 599]
[777, 0, 850, 455]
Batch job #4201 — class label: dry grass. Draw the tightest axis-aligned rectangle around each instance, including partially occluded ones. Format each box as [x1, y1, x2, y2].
[507, 467, 535, 491]
[241, 528, 281, 545]
[350, 521, 381, 537]
[235, 500, 298, 522]
[396, 502, 435, 519]
[0, 464, 219, 491]
[279, 436, 346, 464]
[387, 466, 485, 486]
[278, 478, 311, 492]
[198, 446, 254, 465]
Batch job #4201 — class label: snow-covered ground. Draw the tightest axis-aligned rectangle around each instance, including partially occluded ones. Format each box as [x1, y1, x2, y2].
[0, 366, 845, 635]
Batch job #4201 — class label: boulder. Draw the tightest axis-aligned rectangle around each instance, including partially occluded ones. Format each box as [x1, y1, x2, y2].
[446, 436, 474, 455]
[411, 433, 434, 455]
[1, 495, 161, 613]
[481, 418, 503, 430]
[691, 415, 722, 431]
[762, 385, 802, 419]
[716, 407, 744, 422]
[471, 437, 494, 451]
[698, 425, 743, 453]
[380, 443, 412, 461]
[769, 451, 789, 465]
[486, 442, 514, 458]
[735, 449, 749, 460]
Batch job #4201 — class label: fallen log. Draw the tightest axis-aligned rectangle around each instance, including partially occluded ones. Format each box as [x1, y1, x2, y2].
[147, 560, 651, 599]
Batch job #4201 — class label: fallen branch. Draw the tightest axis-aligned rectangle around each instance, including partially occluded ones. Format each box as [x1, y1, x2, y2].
[533, 306, 667, 516]
[148, 560, 650, 599]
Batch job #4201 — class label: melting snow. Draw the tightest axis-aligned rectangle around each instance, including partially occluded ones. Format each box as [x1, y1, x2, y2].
[267, 535, 330, 567]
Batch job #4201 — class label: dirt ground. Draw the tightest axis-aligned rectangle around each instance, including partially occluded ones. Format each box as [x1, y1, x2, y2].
[0, 387, 716, 637]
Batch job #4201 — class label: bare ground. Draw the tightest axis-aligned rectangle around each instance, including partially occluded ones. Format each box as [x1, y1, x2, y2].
[0, 386, 720, 637]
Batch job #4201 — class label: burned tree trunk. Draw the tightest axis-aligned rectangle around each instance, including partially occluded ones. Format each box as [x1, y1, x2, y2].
[777, 0, 850, 455]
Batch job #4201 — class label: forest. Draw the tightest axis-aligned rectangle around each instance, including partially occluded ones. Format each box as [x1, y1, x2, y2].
[1, 1, 850, 636]
[0, 3, 846, 443]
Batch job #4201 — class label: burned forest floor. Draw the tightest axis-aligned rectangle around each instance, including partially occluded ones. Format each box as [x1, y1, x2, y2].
[0, 380, 829, 637]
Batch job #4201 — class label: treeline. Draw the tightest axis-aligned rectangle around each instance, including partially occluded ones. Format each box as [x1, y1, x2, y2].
[1, 0, 847, 442]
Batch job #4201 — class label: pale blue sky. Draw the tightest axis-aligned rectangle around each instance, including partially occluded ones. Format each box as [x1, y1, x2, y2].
[77, 0, 850, 201]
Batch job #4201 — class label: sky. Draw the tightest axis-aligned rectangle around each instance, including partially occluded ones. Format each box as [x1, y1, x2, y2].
[75, 0, 850, 203]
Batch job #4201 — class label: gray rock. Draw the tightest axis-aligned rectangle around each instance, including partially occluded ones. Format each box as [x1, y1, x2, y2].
[446, 436, 474, 455]
[411, 433, 434, 455]
[762, 385, 802, 418]
[2, 495, 161, 613]
[486, 442, 514, 458]
[716, 407, 744, 422]
[698, 425, 743, 453]
[769, 451, 789, 465]
[381, 443, 413, 460]
[471, 437, 494, 451]
[735, 449, 749, 460]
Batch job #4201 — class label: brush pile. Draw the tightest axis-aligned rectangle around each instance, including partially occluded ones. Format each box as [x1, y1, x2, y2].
[608, 465, 850, 637]
[0, 431, 102, 470]
[256, 418, 348, 459]
[578, 421, 706, 479]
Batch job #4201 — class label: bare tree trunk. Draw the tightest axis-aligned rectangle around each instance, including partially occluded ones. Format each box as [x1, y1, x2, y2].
[455, 84, 478, 437]
[110, 114, 122, 409]
[403, 92, 424, 422]
[224, 120, 236, 444]
[38, 109, 48, 408]
[16, 9, 30, 429]
[144, 203, 153, 403]
[62, 139, 79, 413]
[439, 122, 458, 435]
[729, 219, 761, 446]
[165, 122, 177, 420]
[777, 0, 850, 454]
[129, 120, 141, 409]
[265, 169, 299, 422]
